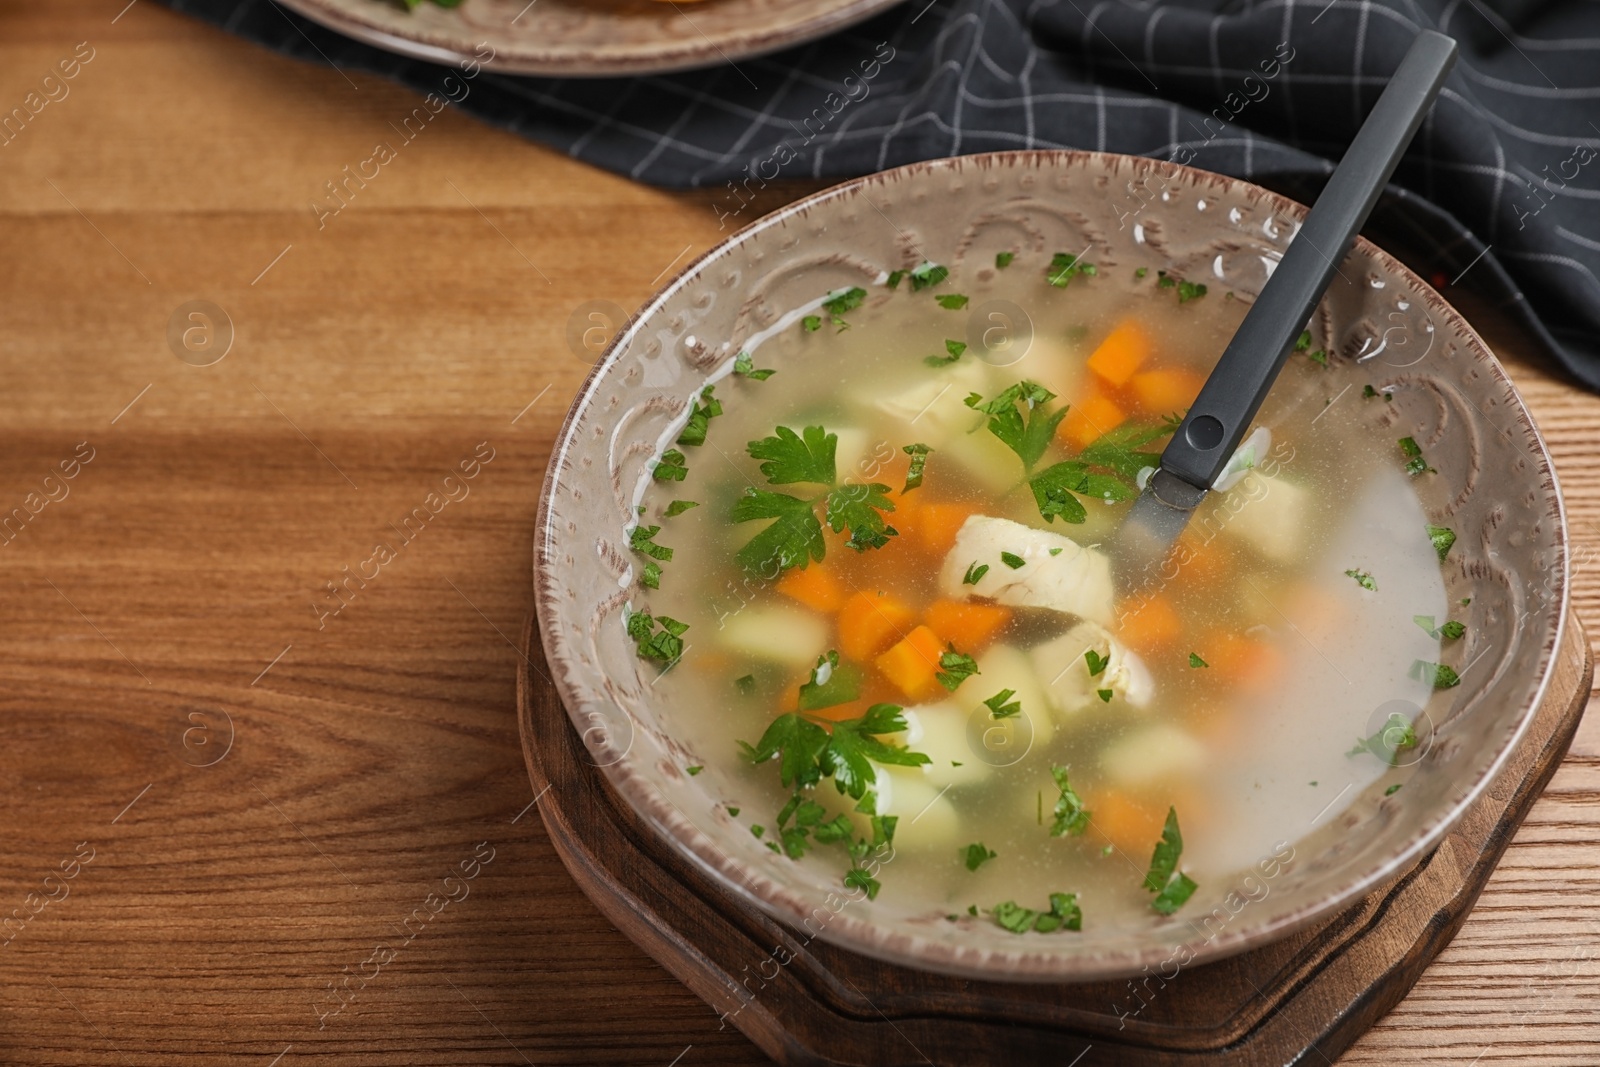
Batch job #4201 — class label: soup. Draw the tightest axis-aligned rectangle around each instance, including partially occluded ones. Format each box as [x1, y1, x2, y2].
[620, 249, 1458, 935]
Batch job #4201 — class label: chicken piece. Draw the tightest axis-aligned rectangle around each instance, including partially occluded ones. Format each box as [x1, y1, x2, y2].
[1029, 621, 1154, 716]
[898, 704, 991, 788]
[1221, 469, 1310, 564]
[938, 515, 1114, 625]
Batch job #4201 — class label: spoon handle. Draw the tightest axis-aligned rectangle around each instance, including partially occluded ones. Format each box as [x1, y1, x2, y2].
[1157, 30, 1458, 490]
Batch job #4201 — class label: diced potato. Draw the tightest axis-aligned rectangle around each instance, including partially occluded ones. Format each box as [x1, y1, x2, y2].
[716, 604, 827, 666]
[899, 705, 992, 788]
[831, 427, 873, 486]
[938, 515, 1114, 625]
[1100, 724, 1205, 787]
[1221, 470, 1309, 564]
[872, 359, 990, 445]
[1029, 621, 1154, 716]
[871, 767, 962, 852]
[973, 643, 1055, 750]
[939, 427, 1026, 495]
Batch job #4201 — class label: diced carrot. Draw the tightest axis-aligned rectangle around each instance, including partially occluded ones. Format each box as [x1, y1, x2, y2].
[1060, 389, 1127, 449]
[1090, 789, 1168, 857]
[836, 591, 915, 662]
[1172, 532, 1229, 587]
[1114, 595, 1183, 654]
[912, 501, 978, 557]
[874, 624, 946, 700]
[1129, 367, 1204, 414]
[1086, 320, 1151, 387]
[776, 565, 844, 613]
[1205, 632, 1287, 699]
[924, 600, 1011, 652]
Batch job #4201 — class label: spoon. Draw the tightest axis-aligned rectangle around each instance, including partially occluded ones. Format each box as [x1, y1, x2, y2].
[1113, 29, 1458, 593]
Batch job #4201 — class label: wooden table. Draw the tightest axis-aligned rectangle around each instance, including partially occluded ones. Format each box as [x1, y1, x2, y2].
[2, 4, 1596, 1064]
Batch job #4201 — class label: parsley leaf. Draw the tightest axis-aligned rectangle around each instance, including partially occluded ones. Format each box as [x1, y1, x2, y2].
[801, 315, 822, 333]
[824, 482, 898, 552]
[640, 560, 661, 589]
[886, 269, 907, 290]
[1028, 462, 1090, 525]
[664, 499, 699, 517]
[820, 703, 931, 799]
[1143, 807, 1197, 914]
[653, 448, 688, 482]
[935, 646, 980, 691]
[965, 380, 1063, 470]
[902, 443, 932, 492]
[627, 611, 688, 664]
[823, 286, 867, 317]
[732, 488, 825, 575]
[1188, 652, 1208, 668]
[936, 294, 969, 310]
[1134, 266, 1148, 279]
[924, 338, 968, 367]
[797, 650, 863, 712]
[992, 892, 1082, 933]
[963, 562, 989, 585]
[735, 675, 755, 695]
[1176, 280, 1207, 303]
[1398, 436, 1435, 476]
[983, 688, 1021, 719]
[739, 712, 829, 790]
[1049, 766, 1090, 837]
[676, 386, 722, 447]
[1078, 419, 1178, 483]
[1411, 659, 1461, 689]
[1427, 525, 1456, 562]
[733, 350, 776, 380]
[749, 425, 836, 485]
[995, 252, 1015, 270]
[1000, 551, 1026, 569]
[1439, 620, 1467, 639]
[1345, 568, 1377, 591]
[961, 843, 997, 871]
[843, 867, 881, 900]
[629, 524, 673, 562]
[1308, 348, 1329, 366]
[908, 262, 949, 291]
[1414, 615, 1466, 640]
[685, 765, 702, 776]
[1097, 688, 1114, 703]
[1084, 649, 1109, 677]
[1347, 712, 1418, 763]
[1295, 330, 1312, 352]
[1046, 252, 1097, 287]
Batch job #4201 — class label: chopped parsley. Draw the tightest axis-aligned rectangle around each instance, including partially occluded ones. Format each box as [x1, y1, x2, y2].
[1084, 649, 1109, 677]
[1348, 712, 1418, 763]
[685, 765, 702, 776]
[1188, 652, 1208, 668]
[1153, 270, 1206, 303]
[1398, 436, 1435, 476]
[727, 806, 740, 816]
[664, 499, 699, 517]
[961, 843, 997, 871]
[1295, 330, 1312, 352]
[1097, 688, 1114, 703]
[735, 674, 755, 694]
[902, 443, 932, 492]
[640, 560, 661, 589]
[1134, 266, 1149, 280]
[966, 379, 1062, 468]
[676, 386, 722, 447]
[1000, 551, 1027, 570]
[653, 448, 688, 482]
[1046, 252, 1097, 287]
[936, 294, 970, 310]
[751, 824, 765, 838]
[627, 611, 688, 664]
[908, 262, 949, 291]
[1048, 765, 1090, 837]
[733, 350, 776, 380]
[797, 650, 863, 712]
[821, 286, 867, 330]
[1362, 383, 1390, 400]
[1411, 659, 1461, 689]
[1345, 567, 1377, 591]
[801, 315, 822, 333]
[936, 646, 981, 691]
[963, 562, 989, 585]
[995, 252, 1015, 270]
[1385, 783, 1403, 796]
[993, 892, 1082, 934]
[982, 688, 1022, 719]
[1143, 807, 1198, 915]
[924, 338, 968, 367]
[1307, 347, 1329, 366]
[1414, 615, 1466, 640]
[629, 525, 673, 562]
[1427, 525, 1456, 562]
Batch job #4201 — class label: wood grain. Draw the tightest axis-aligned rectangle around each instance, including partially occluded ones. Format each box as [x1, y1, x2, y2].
[0, 3, 1594, 1064]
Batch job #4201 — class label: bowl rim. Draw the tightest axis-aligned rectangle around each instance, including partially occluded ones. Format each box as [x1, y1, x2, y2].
[533, 148, 1570, 981]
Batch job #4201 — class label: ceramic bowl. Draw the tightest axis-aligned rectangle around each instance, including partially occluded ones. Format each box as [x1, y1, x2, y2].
[533, 150, 1569, 981]
[277, 0, 904, 77]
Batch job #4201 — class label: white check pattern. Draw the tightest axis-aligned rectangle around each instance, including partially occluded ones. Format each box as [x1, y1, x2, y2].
[169, 0, 1600, 386]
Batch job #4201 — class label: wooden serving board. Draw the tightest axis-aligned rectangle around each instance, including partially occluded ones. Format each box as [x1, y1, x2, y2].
[517, 611, 1591, 1066]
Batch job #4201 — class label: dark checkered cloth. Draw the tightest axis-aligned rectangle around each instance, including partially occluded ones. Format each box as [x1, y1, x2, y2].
[164, 0, 1600, 388]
